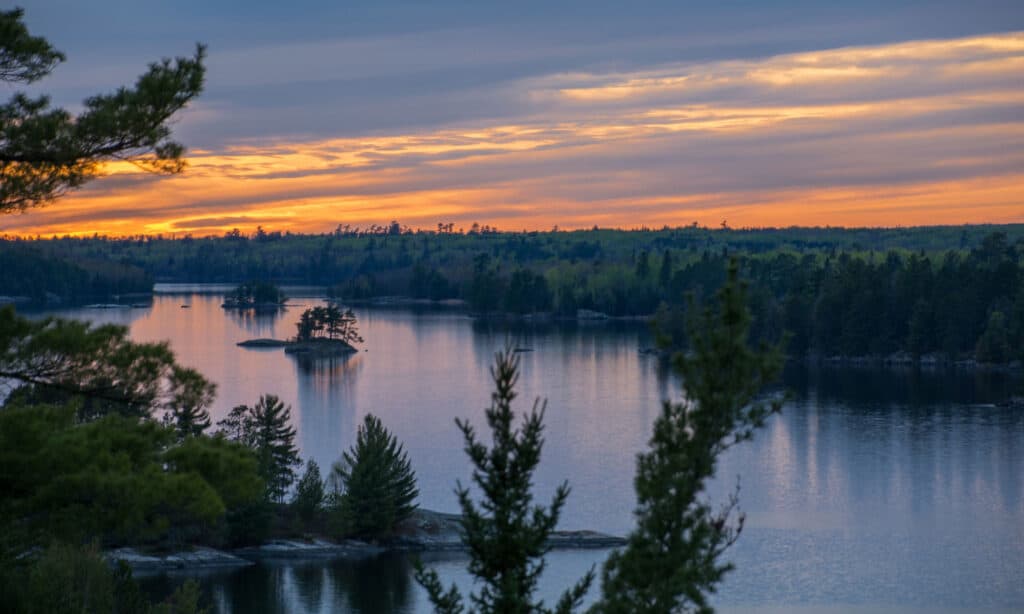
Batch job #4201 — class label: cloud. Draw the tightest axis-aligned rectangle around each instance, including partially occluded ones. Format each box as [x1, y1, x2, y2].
[4, 31, 1023, 237]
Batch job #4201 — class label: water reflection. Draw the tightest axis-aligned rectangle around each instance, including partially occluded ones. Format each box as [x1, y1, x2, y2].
[225, 307, 285, 337]
[35, 294, 1024, 611]
[784, 363, 1021, 406]
[143, 554, 418, 614]
[293, 354, 362, 476]
[333, 554, 415, 613]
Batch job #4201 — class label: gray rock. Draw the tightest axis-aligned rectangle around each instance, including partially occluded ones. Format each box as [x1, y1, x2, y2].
[107, 547, 252, 572]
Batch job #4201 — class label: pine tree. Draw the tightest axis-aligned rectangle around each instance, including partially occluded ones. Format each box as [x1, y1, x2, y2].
[291, 459, 326, 524]
[659, 249, 673, 287]
[414, 347, 593, 614]
[0, 306, 214, 421]
[331, 414, 418, 539]
[976, 310, 1011, 364]
[635, 250, 651, 279]
[0, 8, 205, 213]
[163, 366, 215, 438]
[591, 259, 784, 613]
[217, 394, 301, 502]
[294, 305, 362, 345]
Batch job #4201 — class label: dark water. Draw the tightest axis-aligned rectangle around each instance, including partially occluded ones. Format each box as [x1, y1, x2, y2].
[42, 288, 1024, 613]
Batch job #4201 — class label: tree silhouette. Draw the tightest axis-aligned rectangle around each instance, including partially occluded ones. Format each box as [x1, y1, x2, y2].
[0, 8, 205, 212]
[415, 346, 593, 614]
[592, 259, 784, 613]
[331, 414, 418, 539]
[218, 394, 301, 502]
[295, 305, 363, 345]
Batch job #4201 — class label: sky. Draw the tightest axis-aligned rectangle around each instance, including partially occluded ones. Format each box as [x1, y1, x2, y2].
[3, 1, 1024, 236]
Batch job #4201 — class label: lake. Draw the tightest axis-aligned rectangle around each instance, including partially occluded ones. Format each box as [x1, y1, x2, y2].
[42, 286, 1024, 613]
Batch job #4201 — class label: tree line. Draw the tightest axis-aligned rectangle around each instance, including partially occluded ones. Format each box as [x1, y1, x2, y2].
[7, 227, 1022, 362]
[655, 232, 1024, 363]
[10, 223, 1023, 286]
[0, 242, 151, 305]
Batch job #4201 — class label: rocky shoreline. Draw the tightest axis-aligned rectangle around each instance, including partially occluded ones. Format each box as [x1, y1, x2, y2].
[110, 509, 626, 573]
[237, 338, 358, 357]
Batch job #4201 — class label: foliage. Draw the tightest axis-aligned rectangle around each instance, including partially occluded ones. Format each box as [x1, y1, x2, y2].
[0, 8, 205, 212]
[592, 259, 784, 613]
[410, 261, 456, 300]
[0, 308, 258, 549]
[12, 226, 1024, 360]
[163, 436, 264, 511]
[152, 579, 209, 614]
[330, 414, 418, 539]
[222, 500, 275, 548]
[217, 394, 301, 502]
[295, 304, 363, 345]
[163, 366, 215, 438]
[0, 241, 152, 305]
[292, 459, 326, 524]
[0, 8, 64, 84]
[0, 541, 207, 614]
[467, 253, 505, 312]
[415, 347, 593, 614]
[505, 269, 552, 314]
[0, 404, 260, 546]
[224, 280, 286, 307]
[0, 306, 215, 421]
[976, 310, 1011, 364]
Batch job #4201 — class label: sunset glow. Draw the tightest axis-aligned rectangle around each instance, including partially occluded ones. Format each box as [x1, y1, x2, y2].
[4, 31, 1023, 236]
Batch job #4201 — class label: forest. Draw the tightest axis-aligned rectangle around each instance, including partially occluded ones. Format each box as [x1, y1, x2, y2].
[0, 242, 151, 304]
[4, 224, 1023, 363]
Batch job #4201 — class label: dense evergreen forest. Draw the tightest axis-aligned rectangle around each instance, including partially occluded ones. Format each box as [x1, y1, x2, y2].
[3, 224, 1023, 363]
[0, 242, 151, 304]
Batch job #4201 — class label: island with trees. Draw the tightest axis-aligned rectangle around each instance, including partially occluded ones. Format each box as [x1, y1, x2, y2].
[12, 223, 1024, 367]
[237, 304, 364, 357]
[221, 280, 287, 310]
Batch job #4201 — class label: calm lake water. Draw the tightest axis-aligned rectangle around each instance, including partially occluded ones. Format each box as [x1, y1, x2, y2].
[41, 286, 1024, 613]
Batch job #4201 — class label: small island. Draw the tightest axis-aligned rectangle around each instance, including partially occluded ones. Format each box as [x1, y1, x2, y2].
[222, 280, 287, 310]
[238, 304, 363, 357]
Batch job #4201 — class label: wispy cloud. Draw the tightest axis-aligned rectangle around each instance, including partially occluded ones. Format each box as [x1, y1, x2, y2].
[5, 32, 1023, 236]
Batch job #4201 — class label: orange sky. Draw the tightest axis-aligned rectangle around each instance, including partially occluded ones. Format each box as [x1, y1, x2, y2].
[3, 32, 1023, 237]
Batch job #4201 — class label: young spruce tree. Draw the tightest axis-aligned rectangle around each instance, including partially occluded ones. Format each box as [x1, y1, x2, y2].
[414, 346, 593, 614]
[591, 259, 784, 613]
[331, 414, 418, 539]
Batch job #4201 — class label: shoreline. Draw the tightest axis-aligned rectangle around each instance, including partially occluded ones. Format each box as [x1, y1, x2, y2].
[237, 338, 358, 357]
[112, 509, 625, 574]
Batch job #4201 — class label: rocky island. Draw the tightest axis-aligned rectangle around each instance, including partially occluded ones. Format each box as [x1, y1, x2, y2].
[239, 304, 363, 357]
[237, 337, 358, 356]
